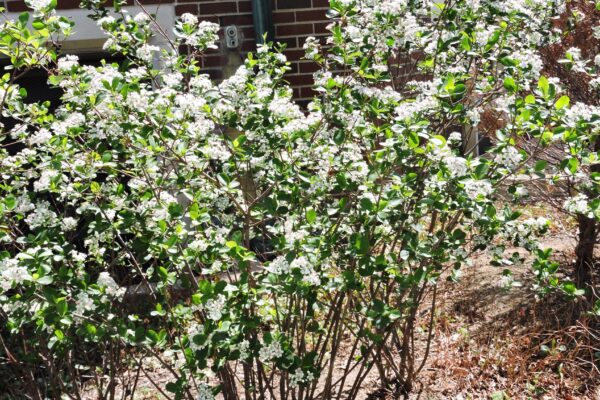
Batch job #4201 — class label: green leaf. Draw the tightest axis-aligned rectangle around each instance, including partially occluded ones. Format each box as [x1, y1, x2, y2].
[56, 298, 68, 316]
[18, 12, 29, 25]
[359, 197, 373, 212]
[158, 266, 169, 280]
[90, 181, 101, 194]
[555, 95, 570, 110]
[191, 293, 202, 305]
[567, 158, 579, 174]
[32, 20, 45, 30]
[538, 76, 549, 98]
[168, 202, 183, 218]
[306, 207, 317, 224]
[37, 275, 54, 285]
[534, 160, 547, 172]
[4, 196, 16, 210]
[408, 131, 420, 148]
[85, 324, 97, 335]
[353, 234, 370, 255]
[562, 281, 585, 297]
[503, 77, 517, 93]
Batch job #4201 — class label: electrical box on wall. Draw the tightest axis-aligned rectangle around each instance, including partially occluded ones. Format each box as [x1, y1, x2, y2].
[225, 25, 239, 49]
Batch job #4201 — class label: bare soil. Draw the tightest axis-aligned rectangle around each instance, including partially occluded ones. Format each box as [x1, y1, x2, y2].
[410, 232, 600, 400]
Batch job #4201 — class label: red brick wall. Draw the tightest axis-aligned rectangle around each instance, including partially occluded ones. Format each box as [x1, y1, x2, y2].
[178, 0, 330, 102]
[3, 0, 331, 102]
[273, 0, 328, 101]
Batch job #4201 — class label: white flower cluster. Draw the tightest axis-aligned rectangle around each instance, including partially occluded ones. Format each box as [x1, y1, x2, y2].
[289, 368, 316, 388]
[0, 1, 589, 396]
[25, 0, 51, 12]
[266, 256, 291, 275]
[29, 128, 52, 145]
[303, 36, 320, 60]
[97, 272, 125, 300]
[175, 15, 220, 50]
[564, 103, 600, 127]
[464, 180, 493, 200]
[0, 259, 31, 292]
[259, 340, 283, 362]
[494, 147, 523, 170]
[186, 322, 205, 352]
[57, 55, 79, 72]
[376, 0, 408, 15]
[564, 194, 591, 217]
[34, 169, 59, 192]
[204, 294, 226, 321]
[135, 44, 160, 64]
[444, 156, 468, 178]
[290, 256, 321, 286]
[197, 383, 215, 400]
[24, 200, 58, 229]
[74, 292, 96, 321]
[237, 339, 250, 360]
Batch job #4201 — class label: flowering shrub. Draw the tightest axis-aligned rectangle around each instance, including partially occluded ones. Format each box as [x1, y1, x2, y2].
[0, 0, 595, 398]
[511, 0, 600, 291]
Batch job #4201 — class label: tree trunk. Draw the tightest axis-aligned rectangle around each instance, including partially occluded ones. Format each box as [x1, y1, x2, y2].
[575, 214, 596, 290]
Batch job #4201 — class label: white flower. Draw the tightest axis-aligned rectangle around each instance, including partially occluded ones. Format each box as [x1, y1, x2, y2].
[564, 194, 590, 216]
[176, 20, 219, 49]
[63, 217, 78, 231]
[466, 108, 481, 125]
[186, 322, 206, 351]
[494, 146, 522, 170]
[290, 256, 321, 286]
[74, 292, 96, 319]
[136, 44, 160, 64]
[204, 294, 226, 321]
[290, 368, 306, 388]
[34, 169, 58, 192]
[134, 12, 150, 24]
[564, 103, 600, 127]
[566, 47, 582, 61]
[377, 0, 407, 15]
[464, 179, 493, 199]
[237, 340, 250, 360]
[515, 186, 528, 197]
[259, 341, 283, 362]
[303, 36, 320, 60]
[29, 128, 52, 145]
[445, 156, 468, 177]
[523, 217, 549, 231]
[197, 383, 215, 400]
[26, 0, 51, 12]
[24, 201, 58, 229]
[181, 13, 199, 26]
[71, 250, 87, 263]
[98, 16, 116, 27]
[57, 55, 79, 72]
[97, 272, 125, 300]
[448, 131, 462, 144]
[266, 256, 290, 275]
[189, 238, 209, 252]
[0, 259, 31, 292]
